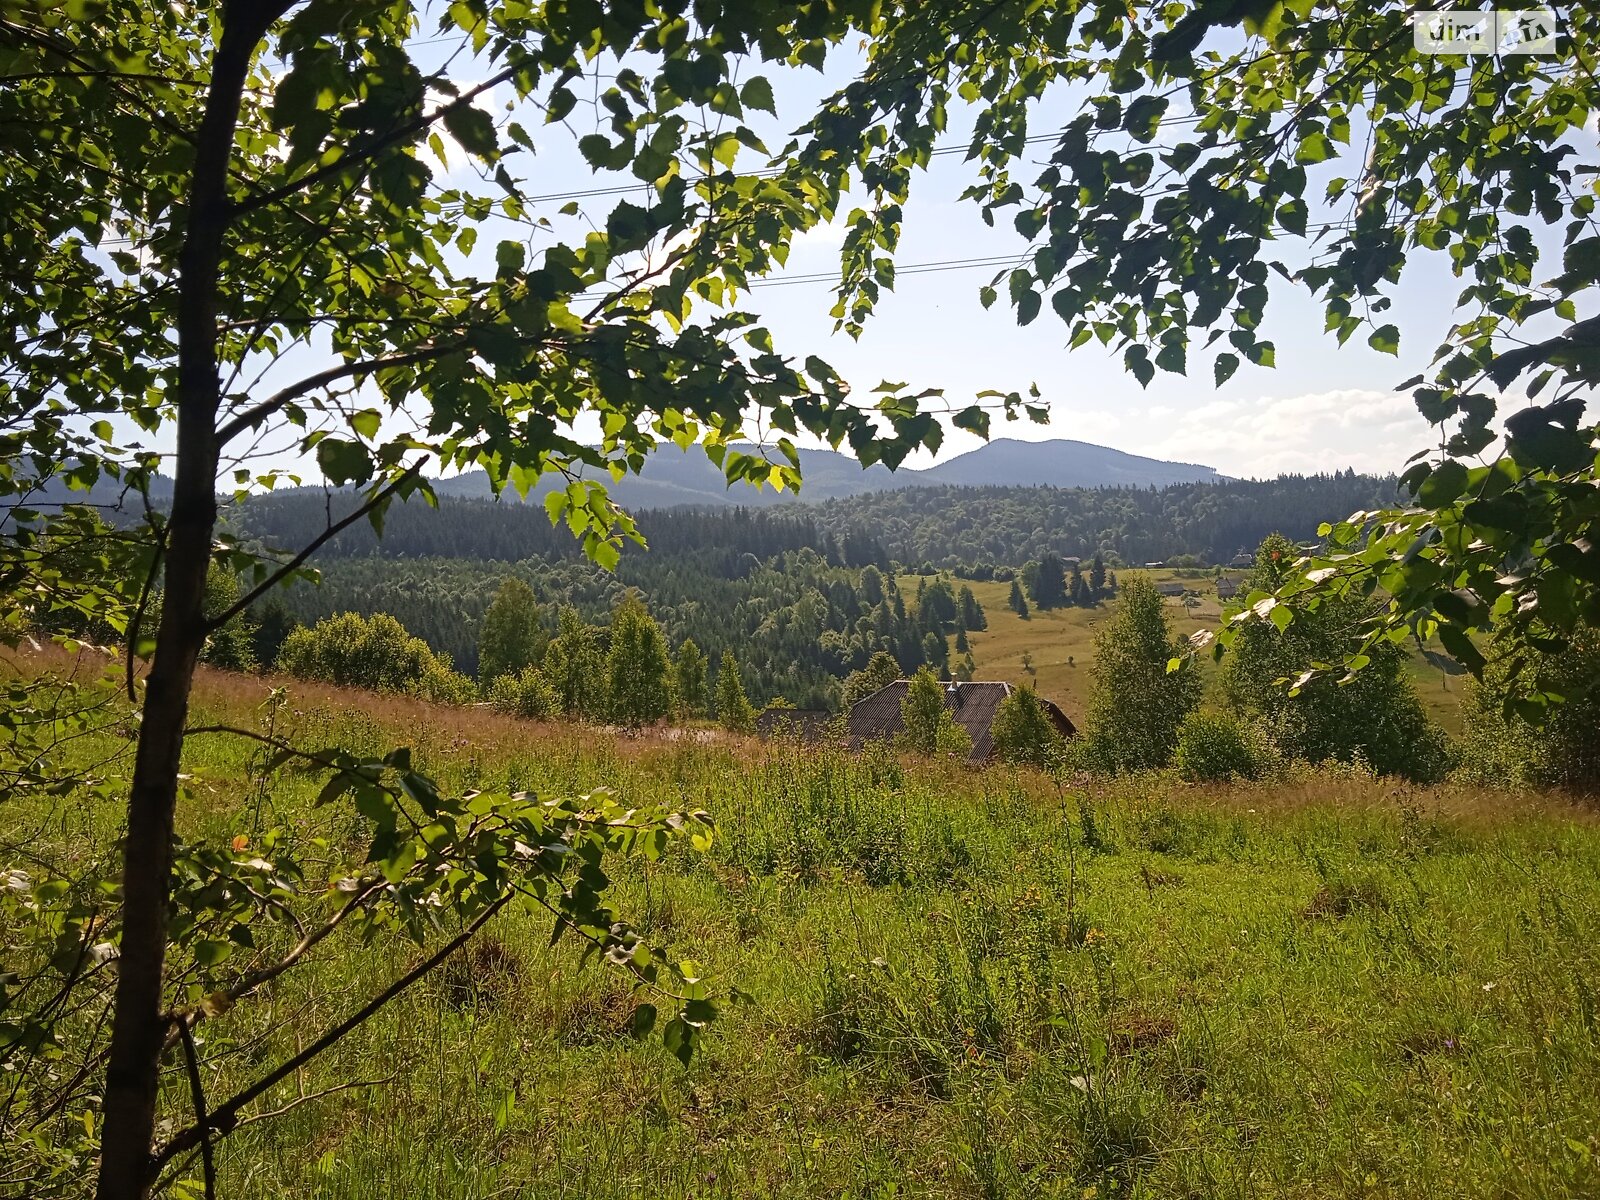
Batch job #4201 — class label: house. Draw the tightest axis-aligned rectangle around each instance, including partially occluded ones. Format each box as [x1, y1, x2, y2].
[755, 708, 833, 743]
[1229, 549, 1254, 568]
[1215, 577, 1239, 600]
[1156, 581, 1188, 597]
[847, 680, 1076, 763]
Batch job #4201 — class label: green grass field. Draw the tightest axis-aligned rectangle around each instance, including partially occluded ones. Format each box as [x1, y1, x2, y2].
[10, 662, 1597, 1198]
[957, 572, 1467, 734]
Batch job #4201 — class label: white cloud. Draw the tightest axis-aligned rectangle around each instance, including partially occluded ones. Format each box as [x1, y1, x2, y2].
[1131, 387, 1435, 477]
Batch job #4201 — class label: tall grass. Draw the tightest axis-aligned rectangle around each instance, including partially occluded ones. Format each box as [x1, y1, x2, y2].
[7, 662, 1600, 1197]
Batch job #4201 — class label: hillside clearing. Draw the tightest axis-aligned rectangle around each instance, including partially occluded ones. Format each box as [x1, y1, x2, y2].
[10, 660, 1595, 1198]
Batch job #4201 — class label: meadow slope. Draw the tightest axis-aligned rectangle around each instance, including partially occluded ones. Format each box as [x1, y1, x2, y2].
[11, 661, 1595, 1198]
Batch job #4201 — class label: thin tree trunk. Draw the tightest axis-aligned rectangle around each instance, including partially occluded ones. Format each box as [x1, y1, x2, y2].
[95, 6, 281, 1196]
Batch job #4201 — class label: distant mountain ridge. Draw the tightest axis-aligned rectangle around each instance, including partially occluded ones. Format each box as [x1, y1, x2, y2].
[433, 438, 1221, 508]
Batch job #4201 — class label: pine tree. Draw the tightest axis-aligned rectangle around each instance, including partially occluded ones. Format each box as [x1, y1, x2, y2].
[716, 649, 756, 733]
[1009, 578, 1030, 619]
[673, 637, 708, 720]
[477, 577, 544, 687]
[1089, 553, 1107, 599]
[1030, 552, 1070, 610]
[606, 592, 673, 727]
[955, 626, 969, 652]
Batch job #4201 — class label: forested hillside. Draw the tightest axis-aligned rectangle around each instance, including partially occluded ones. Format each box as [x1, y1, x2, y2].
[232, 475, 1399, 704]
[812, 472, 1398, 569]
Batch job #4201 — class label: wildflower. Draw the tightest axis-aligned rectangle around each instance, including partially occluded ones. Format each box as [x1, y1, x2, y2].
[1084, 927, 1106, 945]
[231, 834, 249, 853]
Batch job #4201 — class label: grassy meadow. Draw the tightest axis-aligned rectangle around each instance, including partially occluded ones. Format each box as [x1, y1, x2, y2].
[957, 572, 1469, 734]
[14, 659, 1599, 1198]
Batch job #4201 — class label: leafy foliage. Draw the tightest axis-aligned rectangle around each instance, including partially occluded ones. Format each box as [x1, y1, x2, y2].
[1459, 624, 1600, 792]
[898, 667, 972, 758]
[486, 663, 559, 721]
[605, 593, 673, 728]
[1224, 536, 1448, 782]
[477, 578, 545, 688]
[989, 685, 1064, 769]
[1175, 711, 1271, 783]
[277, 612, 473, 704]
[1080, 577, 1201, 772]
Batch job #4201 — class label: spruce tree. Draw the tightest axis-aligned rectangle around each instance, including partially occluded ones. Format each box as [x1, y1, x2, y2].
[673, 638, 709, 720]
[716, 649, 756, 733]
[1009, 578, 1030, 620]
[1089, 553, 1107, 600]
[1030, 552, 1070, 610]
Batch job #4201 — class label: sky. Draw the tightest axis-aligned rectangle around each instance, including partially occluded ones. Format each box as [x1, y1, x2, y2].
[231, 19, 1591, 487]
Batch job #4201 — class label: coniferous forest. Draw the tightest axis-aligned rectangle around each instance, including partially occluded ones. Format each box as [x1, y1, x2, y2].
[232, 473, 1396, 705]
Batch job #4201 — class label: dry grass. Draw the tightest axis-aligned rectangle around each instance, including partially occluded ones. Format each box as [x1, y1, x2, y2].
[956, 570, 1465, 732]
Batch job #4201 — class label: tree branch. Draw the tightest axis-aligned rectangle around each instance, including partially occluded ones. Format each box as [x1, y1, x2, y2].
[217, 344, 461, 446]
[175, 1019, 216, 1200]
[205, 460, 426, 629]
[234, 67, 521, 217]
[150, 890, 514, 1172]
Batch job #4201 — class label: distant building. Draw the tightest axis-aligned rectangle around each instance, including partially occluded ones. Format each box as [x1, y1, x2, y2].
[846, 680, 1076, 763]
[755, 708, 833, 743]
[1156, 581, 1188, 597]
[1229, 549, 1254, 568]
[1143, 561, 1166, 569]
[1215, 578, 1239, 600]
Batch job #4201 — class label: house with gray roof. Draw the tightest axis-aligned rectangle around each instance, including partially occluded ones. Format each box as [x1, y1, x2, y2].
[846, 680, 1076, 763]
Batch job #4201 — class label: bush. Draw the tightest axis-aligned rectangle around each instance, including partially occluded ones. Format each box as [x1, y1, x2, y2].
[899, 667, 972, 758]
[486, 664, 558, 719]
[990, 685, 1064, 769]
[1175, 711, 1272, 782]
[277, 611, 471, 703]
[1224, 533, 1448, 782]
[1457, 623, 1600, 792]
[1079, 576, 1201, 772]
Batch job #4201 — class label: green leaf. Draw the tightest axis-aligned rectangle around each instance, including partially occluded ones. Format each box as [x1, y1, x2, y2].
[739, 77, 775, 114]
[315, 439, 372, 487]
[1367, 324, 1400, 356]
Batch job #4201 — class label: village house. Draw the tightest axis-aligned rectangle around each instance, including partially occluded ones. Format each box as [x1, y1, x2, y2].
[846, 680, 1076, 763]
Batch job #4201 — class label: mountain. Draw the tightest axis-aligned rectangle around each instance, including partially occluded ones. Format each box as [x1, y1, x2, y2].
[430, 438, 1220, 508]
[916, 438, 1220, 489]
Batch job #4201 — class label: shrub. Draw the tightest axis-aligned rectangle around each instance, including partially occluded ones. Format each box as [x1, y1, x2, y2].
[277, 611, 469, 703]
[990, 685, 1064, 769]
[486, 664, 558, 720]
[1224, 533, 1448, 782]
[1175, 711, 1271, 782]
[1457, 623, 1600, 792]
